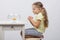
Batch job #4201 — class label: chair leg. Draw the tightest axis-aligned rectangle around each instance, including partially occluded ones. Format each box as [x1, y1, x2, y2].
[20, 31, 22, 37]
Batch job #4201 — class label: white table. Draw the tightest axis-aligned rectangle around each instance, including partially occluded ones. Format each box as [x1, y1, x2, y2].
[0, 21, 25, 40]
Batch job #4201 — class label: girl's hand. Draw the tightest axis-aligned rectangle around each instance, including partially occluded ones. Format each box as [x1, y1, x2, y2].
[28, 16, 33, 21]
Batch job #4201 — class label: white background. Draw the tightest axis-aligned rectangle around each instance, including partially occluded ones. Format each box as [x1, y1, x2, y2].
[0, 0, 60, 40]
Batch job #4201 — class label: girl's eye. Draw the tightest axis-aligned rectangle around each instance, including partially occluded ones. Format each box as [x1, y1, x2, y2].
[33, 8, 35, 10]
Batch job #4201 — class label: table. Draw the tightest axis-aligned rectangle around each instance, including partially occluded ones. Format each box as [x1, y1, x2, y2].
[0, 21, 25, 40]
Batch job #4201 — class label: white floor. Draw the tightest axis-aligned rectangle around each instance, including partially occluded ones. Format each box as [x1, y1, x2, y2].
[4, 30, 22, 40]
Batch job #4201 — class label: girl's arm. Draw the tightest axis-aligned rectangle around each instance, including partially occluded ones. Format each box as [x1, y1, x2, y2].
[28, 16, 41, 28]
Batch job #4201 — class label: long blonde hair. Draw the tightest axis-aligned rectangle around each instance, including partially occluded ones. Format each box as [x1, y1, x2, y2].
[33, 2, 48, 28]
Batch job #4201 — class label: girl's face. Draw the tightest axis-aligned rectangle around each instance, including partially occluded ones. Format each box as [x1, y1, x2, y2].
[32, 5, 41, 14]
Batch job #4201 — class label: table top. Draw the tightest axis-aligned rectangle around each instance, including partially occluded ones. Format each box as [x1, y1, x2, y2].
[0, 21, 25, 26]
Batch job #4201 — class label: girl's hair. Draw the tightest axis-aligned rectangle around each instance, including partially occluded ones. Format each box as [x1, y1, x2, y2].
[33, 2, 48, 28]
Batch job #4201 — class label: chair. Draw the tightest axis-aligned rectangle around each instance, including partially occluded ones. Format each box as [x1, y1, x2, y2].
[20, 31, 44, 40]
[25, 35, 44, 40]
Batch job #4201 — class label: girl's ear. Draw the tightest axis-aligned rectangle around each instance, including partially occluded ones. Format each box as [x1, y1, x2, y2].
[39, 8, 42, 11]
[38, 7, 41, 9]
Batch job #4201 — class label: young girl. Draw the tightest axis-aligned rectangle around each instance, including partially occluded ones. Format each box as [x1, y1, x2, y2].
[25, 2, 48, 37]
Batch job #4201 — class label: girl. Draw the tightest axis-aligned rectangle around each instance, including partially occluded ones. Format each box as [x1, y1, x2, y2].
[25, 1, 48, 37]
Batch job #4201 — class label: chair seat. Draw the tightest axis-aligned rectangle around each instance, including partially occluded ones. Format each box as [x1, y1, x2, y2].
[25, 35, 44, 38]
[25, 38, 41, 40]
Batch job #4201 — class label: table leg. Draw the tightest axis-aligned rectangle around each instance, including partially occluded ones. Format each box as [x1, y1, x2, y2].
[0, 26, 4, 40]
[21, 27, 25, 40]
